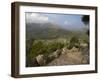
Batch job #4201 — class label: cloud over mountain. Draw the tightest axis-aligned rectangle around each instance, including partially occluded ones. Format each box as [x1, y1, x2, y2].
[26, 13, 49, 24]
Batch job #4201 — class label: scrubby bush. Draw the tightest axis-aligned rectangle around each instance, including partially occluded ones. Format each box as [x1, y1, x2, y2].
[46, 42, 64, 54]
[64, 40, 70, 48]
[67, 36, 79, 49]
[26, 39, 34, 54]
[27, 40, 64, 59]
[67, 43, 73, 49]
[28, 41, 46, 59]
[70, 36, 79, 44]
[83, 37, 89, 44]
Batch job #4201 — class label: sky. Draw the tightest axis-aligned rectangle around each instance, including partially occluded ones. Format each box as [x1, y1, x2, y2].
[25, 12, 89, 30]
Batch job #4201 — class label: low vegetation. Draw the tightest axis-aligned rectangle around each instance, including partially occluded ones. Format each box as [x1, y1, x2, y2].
[26, 39, 64, 59]
[26, 35, 89, 67]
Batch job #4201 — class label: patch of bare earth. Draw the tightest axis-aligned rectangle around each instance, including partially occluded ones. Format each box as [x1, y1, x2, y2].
[47, 45, 89, 66]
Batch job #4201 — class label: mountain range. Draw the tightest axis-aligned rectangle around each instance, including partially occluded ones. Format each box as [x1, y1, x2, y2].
[26, 22, 86, 40]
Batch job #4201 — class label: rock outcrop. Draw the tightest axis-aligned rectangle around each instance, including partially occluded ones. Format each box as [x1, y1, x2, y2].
[36, 54, 46, 66]
[28, 44, 89, 67]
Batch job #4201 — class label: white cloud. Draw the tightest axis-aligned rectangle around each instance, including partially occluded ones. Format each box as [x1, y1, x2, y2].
[26, 13, 49, 23]
[64, 20, 69, 25]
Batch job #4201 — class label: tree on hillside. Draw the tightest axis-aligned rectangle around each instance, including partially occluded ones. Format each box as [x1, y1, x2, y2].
[82, 15, 89, 49]
[81, 15, 89, 36]
[82, 15, 89, 25]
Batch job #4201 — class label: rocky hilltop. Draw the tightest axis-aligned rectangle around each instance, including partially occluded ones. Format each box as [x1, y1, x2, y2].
[26, 43, 89, 67]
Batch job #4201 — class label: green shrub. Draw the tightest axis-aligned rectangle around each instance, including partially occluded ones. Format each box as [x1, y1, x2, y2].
[67, 43, 73, 49]
[27, 40, 64, 59]
[70, 36, 79, 44]
[83, 37, 89, 44]
[26, 39, 35, 60]
[28, 41, 46, 58]
[46, 42, 64, 53]
[67, 36, 79, 49]
[64, 40, 70, 48]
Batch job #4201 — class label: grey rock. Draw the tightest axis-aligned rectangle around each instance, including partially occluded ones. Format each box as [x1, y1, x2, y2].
[36, 54, 46, 66]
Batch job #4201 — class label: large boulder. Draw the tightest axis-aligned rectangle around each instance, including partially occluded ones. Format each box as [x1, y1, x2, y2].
[71, 47, 78, 52]
[36, 54, 46, 66]
[62, 47, 68, 54]
[51, 49, 62, 58]
[35, 50, 62, 66]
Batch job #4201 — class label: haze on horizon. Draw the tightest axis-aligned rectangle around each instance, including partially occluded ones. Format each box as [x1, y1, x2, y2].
[25, 12, 89, 30]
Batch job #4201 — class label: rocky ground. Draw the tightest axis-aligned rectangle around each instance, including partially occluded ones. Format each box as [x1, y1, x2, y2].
[26, 43, 89, 67]
[47, 46, 89, 66]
